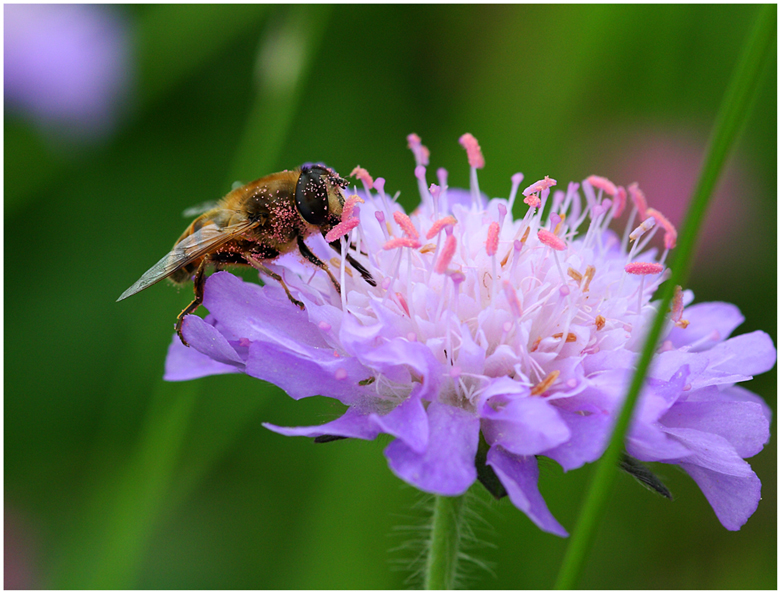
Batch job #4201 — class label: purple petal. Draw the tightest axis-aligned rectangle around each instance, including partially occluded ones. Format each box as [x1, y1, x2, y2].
[180, 314, 245, 366]
[263, 405, 381, 441]
[680, 462, 761, 531]
[203, 272, 327, 349]
[384, 401, 479, 496]
[660, 400, 769, 458]
[480, 393, 570, 456]
[662, 428, 754, 477]
[164, 331, 242, 381]
[486, 446, 568, 537]
[717, 385, 773, 422]
[246, 340, 370, 404]
[369, 386, 428, 453]
[667, 302, 744, 350]
[544, 393, 612, 471]
[707, 331, 777, 377]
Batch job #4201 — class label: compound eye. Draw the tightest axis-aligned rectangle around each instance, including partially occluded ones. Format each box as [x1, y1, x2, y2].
[295, 166, 330, 225]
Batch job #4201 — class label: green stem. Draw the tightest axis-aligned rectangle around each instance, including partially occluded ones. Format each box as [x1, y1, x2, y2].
[424, 494, 466, 590]
[554, 5, 775, 590]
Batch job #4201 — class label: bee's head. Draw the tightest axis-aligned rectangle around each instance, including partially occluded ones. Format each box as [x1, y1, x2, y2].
[295, 164, 347, 228]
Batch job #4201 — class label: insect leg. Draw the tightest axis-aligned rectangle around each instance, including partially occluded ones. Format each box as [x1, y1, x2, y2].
[175, 259, 208, 346]
[244, 253, 305, 310]
[297, 236, 341, 293]
[327, 239, 377, 287]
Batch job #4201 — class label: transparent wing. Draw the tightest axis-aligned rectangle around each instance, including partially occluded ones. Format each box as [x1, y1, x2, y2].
[117, 218, 258, 301]
[181, 200, 218, 218]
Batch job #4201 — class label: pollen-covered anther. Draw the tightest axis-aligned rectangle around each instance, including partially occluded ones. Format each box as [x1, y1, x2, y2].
[341, 194, 364, 220]
[520, 227, 531, 245]
[329, 257, 354, 277]
[434, 234, 457, 274]
[407, 133, 430, 166]
[419, 243, 437, 254]
[393, 211, 420, 240]
[552, 332, 577, 342]
[628, 182, 648, 220]
[625, 262, 664, 275]
[645, 207, 677, 249]
[567, 267, 583, 285]
[586, 175, 617, 196]
[614, 186, 627, 217]
[524, 194, 541, 208]
[425, 215, 457, 240]
[531, 370, 560, 396]
[629, 216, 656, 242]
[383, 237, 421, 250]
[671, 285, 689, 328]
[486, 222, 500, 256]
[350, 166, 374, 189]
[582, 265, 596, 292]
[595, 315, 606, 330]
[523, 175, 557, 196]
[538, 229, 567, 251]
[530, 336, 542, 352]
[459, 133, 485, 169]
[324, 217, 360, 243]
[554, 212, 567, 235]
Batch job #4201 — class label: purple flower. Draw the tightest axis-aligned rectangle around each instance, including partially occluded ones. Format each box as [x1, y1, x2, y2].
[4, 4, 133, 142]
[165, 135, 774, 535]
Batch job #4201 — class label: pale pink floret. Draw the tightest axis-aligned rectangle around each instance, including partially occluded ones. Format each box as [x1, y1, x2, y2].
[486, 222, 500, 256]
[426, 215, 457, 240]
[458, 133, 485, 169]
[645, 207, 677, 249]
[625, 261, 664, 275]
[537, 229, 567, 251]
[393, 210, 420, 241]
[383, 236, 421, 250]
[523, 175, 557, 197]
[407, 133, 430, 166]
[434, 233, 457, 273]
[628, 182, 649, 220]
[586, 175, 618, 196]
[324, 217, 360, 243]
[350, 166, 374, 189]
[524, 194, 542, 208]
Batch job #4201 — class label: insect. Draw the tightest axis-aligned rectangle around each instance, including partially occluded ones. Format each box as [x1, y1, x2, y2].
[117, 165, 376, 345]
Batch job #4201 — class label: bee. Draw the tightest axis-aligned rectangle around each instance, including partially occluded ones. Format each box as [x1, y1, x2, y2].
[117, 165, 376, 345]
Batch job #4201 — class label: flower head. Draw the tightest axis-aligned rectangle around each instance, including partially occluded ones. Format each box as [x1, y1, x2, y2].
[165, 135, 774, 535]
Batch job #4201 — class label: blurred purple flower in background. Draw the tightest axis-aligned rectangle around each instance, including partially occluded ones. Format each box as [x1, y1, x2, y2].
[4, 4, 133, 143]
[165, 134, 774, 534]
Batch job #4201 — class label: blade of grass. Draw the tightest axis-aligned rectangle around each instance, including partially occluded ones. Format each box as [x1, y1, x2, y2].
[554, 5, 776, 589]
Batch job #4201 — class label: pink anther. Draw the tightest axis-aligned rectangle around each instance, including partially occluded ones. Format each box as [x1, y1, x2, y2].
[407, 133, 430, 166]
[486, 222, 500, 256]
[350, 166, 374, 189]
[671, 284, 689, 328]
[625, 262, 664, 275]
[383, 236, 421, 250]
[628, 182, 648, 220]
[537, 229, 567, 251]
[458, 133, 485, 169]
[523, 176, 557, 197]
[614, 185, 627, 218]
[425, 215, 457, 240]
[435, 234, 457, 273]
[524, 194, 541, 208]
[645, 207, 677, 249]
[393, 210, 419, 240]
[324, 217, 360, 242]
[341, 194, 364, 220]
[586, 175, 618, 196]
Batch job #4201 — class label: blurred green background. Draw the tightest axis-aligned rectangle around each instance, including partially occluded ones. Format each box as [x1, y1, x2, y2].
[5, 4, 776, 589]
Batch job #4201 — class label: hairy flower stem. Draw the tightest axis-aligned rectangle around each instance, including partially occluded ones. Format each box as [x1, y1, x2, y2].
[424, 494, 466, 590]
[554, 5, 776, 589]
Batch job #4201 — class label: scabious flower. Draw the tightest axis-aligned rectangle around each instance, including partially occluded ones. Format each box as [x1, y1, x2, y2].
[4, 4, 133, 142]
[165, 134, 774, 535]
